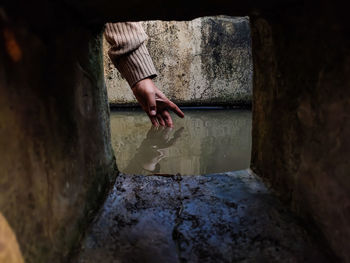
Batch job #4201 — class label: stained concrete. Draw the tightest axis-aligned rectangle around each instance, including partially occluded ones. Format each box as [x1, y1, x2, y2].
[2, 0, 350, 262]
[0, 22, 117, 263]
[104, 16, 252, 106]
[250, 3, 350, 262]
[76, 171, 328, 263]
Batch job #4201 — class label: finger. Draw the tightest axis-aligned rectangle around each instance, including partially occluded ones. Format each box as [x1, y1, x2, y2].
[157, 114, 166, 126]
[147, 125, 157, 138]
[155, 90, 184, 118]
[162, 126, 173, 140]
[145, 90, 157, 117]
[166, 101, 185, 118]
[161, 110, 173, 127]
[149, 115, 159, 127]
[174, 127, 185, 138]
[160, 125, 172, 135]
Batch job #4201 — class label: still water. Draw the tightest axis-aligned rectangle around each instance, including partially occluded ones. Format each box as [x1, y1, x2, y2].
[110, 109, 252, 175]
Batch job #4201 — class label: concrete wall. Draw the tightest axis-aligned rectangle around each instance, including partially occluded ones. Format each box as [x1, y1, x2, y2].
[104, 16, 253, 106]
[250, 3, 350, 262]
[0, 20, 117, 263]
[1, 0, 350, 262]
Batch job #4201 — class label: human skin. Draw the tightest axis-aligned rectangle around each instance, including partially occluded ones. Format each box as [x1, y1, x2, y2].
[132, 78, 185, 127]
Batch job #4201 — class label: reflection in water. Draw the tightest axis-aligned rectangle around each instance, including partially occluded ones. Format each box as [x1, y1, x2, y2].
[110, 109, 251, 175]
[124, 126, 184, 174]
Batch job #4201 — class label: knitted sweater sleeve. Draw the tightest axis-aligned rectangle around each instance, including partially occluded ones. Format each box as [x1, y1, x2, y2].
[104, 22, 157, 88]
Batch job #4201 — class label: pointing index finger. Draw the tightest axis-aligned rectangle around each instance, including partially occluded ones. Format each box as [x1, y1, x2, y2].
[168, 101, 185, 118]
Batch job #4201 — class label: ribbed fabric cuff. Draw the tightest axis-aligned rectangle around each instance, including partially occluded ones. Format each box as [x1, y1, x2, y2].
[113, 43, 158, 88]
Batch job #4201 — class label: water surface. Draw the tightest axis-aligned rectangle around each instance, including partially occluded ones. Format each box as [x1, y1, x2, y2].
[110, 109, 251, 175]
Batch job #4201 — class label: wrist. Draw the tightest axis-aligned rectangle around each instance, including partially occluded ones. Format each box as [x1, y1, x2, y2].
[132, 77, 153, 90]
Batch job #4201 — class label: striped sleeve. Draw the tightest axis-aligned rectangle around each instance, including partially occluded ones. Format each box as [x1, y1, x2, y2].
[104, 22, 158, 88]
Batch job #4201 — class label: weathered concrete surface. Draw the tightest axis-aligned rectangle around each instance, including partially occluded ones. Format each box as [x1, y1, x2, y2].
[104, 16, 253, 106]
[76, 171, 329, 263]
[250, 3, 350, 262]
[0, 22, 117, 263]
[2, 0, 350, 262]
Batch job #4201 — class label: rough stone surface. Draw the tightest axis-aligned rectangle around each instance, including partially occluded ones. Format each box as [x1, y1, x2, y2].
[76, 171, 329, 263]
[104, 16, 253, 106]
[0, 23, 117, 263]
[250, 3, 350, 262]
[2, 0, 350, 262]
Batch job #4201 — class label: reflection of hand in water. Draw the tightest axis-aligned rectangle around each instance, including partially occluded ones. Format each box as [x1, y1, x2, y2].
[145, 126, 184, 149]
[124, 126, 184, 174]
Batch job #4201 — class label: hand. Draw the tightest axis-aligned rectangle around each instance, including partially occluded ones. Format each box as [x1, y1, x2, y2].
[131, 78, 185, 127]
[145, 126, 184, 149]
[125, 126, 184, 173]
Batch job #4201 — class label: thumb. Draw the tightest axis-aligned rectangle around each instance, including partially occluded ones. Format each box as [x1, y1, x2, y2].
[146, 90, 157, 116]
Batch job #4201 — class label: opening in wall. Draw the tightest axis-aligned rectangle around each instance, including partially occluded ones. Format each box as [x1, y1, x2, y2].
[104, 16, 253, 175]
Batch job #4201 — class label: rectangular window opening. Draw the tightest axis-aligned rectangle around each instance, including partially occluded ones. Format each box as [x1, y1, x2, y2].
[104, 16, 253, 175]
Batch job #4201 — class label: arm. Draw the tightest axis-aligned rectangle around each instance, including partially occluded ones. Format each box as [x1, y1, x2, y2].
[105, 22, 184, 127]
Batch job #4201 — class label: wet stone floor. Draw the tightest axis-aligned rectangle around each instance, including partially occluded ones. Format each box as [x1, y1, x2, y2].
[75, 170, 328, 263]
